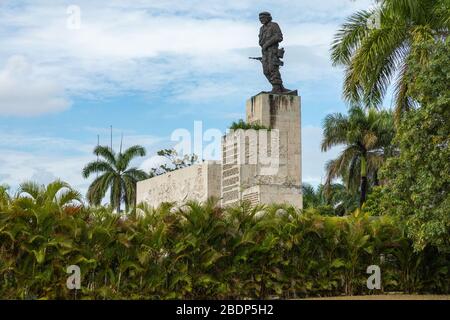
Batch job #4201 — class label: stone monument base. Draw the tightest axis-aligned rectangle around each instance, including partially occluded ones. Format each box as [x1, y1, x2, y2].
[242, 184, 302, 208]
[221, 92, 302, 208]
[137, 92, 303, 210]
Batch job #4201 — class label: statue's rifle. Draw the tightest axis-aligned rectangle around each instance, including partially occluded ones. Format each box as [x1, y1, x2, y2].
[249, 57, 262, 62]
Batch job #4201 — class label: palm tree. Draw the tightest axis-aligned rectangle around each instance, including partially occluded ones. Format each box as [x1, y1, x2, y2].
[0, 184, 11, 208]
[322, 183, 360, 216]
[302, 183, 322, 209]
[82, 145, 148, 212]
[16, 180, 82, 210]
[302, 183, 359, 215]
[331, 0, 449, 120]
[321, 107, 395, 207]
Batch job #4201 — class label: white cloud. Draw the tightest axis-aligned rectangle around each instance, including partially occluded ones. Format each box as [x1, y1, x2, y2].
[123, 134, 168, 153]
[0, 148, 91, 192]
[0, 55, 71, 116]
[29, 167, 58, 186]
[0, 0, 373, 110]
[0, 131, 92, 153]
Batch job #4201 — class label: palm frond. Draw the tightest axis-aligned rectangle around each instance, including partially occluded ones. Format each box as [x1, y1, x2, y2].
[123, 168, 149, 181]
[18, 181, 42, 200]
[366, 151, 386, 172]
[324, 146, 360, 186]
[393, 61, 414, 122]
[86, 173, 113, 206]
[346, 17, 409, 108]
[93, 145, 117, 166]
[57, 189, 83, 207]
[122, 176, 137, 211]
[321, 112, 349, 151]
[44, 179, 71, 203]
[332, 0, 445, 118]
[346, 155, 361, 191]
[331, 10, 373, 66]
[82, 160, 115, 178]
[110, 175, 122, 211]
[384, 0, 429, 23]
[117, 145, 146, 172]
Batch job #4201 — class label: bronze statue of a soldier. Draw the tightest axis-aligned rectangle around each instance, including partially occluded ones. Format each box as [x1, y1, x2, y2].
[250, 12, 294, 94]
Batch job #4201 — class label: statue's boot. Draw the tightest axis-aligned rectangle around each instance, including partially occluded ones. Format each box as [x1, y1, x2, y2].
[270, 84, 294, 94]
[270, 84, 284, 94]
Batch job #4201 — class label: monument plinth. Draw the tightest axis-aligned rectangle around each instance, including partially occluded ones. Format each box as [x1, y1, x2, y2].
[137, 93, 303, 209]
[221, 93, 302, 208]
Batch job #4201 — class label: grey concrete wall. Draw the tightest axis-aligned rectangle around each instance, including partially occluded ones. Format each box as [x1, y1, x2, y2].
[136, 161, 221, 208]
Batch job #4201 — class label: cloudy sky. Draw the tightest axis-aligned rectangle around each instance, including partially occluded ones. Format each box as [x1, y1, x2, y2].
[0, 0, 377, 195]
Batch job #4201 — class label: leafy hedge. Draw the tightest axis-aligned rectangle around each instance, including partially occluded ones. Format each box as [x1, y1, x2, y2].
[0, 199, 448, 299]
[229, 119, 270, 131]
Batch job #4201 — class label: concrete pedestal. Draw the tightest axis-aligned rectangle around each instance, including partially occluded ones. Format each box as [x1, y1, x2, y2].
[221, 93, 302, 208]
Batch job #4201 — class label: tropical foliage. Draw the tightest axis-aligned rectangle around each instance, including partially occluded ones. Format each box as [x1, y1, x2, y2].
[82, 145, 148, 212]
[331, 0, 449, 119]
[321, 107, 395, 207]
[0, 189, 448, 299]
[366, 39, 450, 252]
[0, 184, 11, 209]
[16, 180, 82, 211]
[230, 119, 270, 131]
[1, 0, 448, 301]
[302, 183, 359, 216]
[148, 149, 198, 177]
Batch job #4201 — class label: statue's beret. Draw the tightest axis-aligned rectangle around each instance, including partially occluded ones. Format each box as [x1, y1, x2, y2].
[259, 11, 272, 17]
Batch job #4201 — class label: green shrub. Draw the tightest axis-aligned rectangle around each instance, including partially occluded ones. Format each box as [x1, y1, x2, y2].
[373, 40, 450, 252]
[229, 119, 270, 131]
[0, 196, 448, 299]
